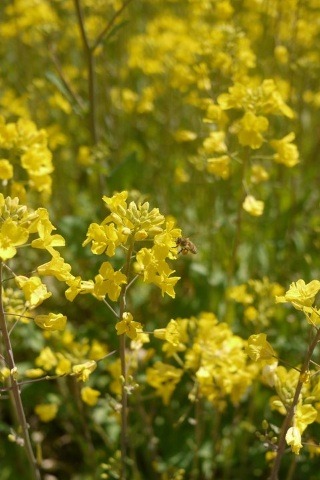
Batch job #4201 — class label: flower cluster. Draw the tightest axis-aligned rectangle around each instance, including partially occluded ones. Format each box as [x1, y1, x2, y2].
[227, 277, 285, 327]
[67, 191, 181, 307]
[0, 194, 67, 332]
[247, 278, 320, 455]
[148, 313, 257, 410]
[0, 117, 53, 199]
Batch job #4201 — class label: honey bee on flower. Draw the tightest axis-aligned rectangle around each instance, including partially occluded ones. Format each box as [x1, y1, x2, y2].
[176, 237, 197, 255]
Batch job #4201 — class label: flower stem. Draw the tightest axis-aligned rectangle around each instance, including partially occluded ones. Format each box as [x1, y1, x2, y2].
[118, 239, 135, 480]
[0, 262, 41, 480]
[268, 326, 320, 480]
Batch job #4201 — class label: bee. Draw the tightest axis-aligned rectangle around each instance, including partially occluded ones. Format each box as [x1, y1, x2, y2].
[176, 236, 197, 255]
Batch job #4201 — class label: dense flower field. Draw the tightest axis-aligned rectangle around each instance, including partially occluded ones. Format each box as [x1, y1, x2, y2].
[1, 1, 320, 479]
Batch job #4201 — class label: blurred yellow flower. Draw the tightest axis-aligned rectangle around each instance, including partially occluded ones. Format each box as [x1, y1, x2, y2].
[35, 403, 58, 423]
[81, 386, 101, 406]
[34, 313, 67, 331]
[0, 159, 13, 180]
[242, 195, 264, 216]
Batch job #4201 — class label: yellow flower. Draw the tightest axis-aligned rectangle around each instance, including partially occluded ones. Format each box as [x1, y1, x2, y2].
[37, 253, 73, 282]
[116, 312, 142, 340]
[65, 276, 94, 302]
[250, 164, 269, 183]
[246, 333, 276, 362]
[203, 131, 227, 154]
[0, 218, 29, 260]
[72, 360, 97, 382]
[25, 368, 45, 378]
[21, 146, 53, 177]
[82, 222, 120, 256]
[154, 319, 187, 356]
[242, 195, 264, 216]
[35, 347, 57, 371]
[34, 313, 67, 331]
[77, 146, 93, 166]
[93, 261, 127, 302]
[234, 112, 269, 149]
[275, 279, 320, 311]
[244, 305, 258, 322]
[295, 404, 317, 434]
[270, 132, 299, 167]
[0, 159, 13, 180]
[173, 129, 197, 142]
[285, 427, 302, 455]
[35, 403, 58, 423]
[0, 367, 11, 382]
[227, 284, 253, 304]
[274, 45, 289, 64]
[15, 275, 52, 308]
[31, 209, 65, 254]
[135, 246, 180, 298]
[81, 386, 101, 406]
[207, 155, 231, 179]
[146, 361, 183, 405]
[55, 354, 72, 376]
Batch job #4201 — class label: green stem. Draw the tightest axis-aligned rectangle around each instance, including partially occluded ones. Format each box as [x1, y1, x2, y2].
[228, 155, 248, 281]
[191, 388, 202, 479]
[118, 239, 135, 480]
[0, 262, 41, 480]
[92, 0, 135, 52]
[268, 326, 320, 480]
[73, 0, 98, 145]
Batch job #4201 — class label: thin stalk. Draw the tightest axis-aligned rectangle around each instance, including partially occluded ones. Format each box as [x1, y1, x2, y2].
[118, 239, 135, 480]
[0, 262, 41, 480]
[268, 326, 320, 480]
[91, 0, 135, 52]
[73, 0, 98, 144]
[191, 388, 203, 479]
[228, 155, 248, 281]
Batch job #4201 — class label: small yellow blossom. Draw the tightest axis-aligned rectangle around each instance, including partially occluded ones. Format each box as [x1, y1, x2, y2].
[242, 195, 264, 216]
[72, 360, 97, 382]
[65, 276, 94, 302]
[286, 427, 302, 455]
[0, 218, 29, 260]
[35, 403, 58, 423]
[115, 312, 142, 340]
[89, 340, 109, 361]
[82, 222, 120, 256]
[25, 368, 45, 379]
[93, 262, 127, 302]
[0, 159, 13, 180]
[275, 279, 320, 310]
[246, 333, 276, 362]
[244, 305, 258, 322]
[35, 347, 57, 371]
[55, 354, 72, 376]
[81, 386, 101, 406]
[173, 129, 197, 142]
[146, 361, 183, 405]
[270, 132, 299, 167]
[0, 367, 11, 382]
[77, 146, 93, 166]
[274, 45, 289, 64]
[31, 212, 65, 255]
[15, 276, 52, 308]
[203, 131, 227, 154]
[207, 155, 231, 179]
[234, 112, 269, 149]
[250, 164, 269, 183]
[37, 254, 73, 282]
[34, 313, 67, 331]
